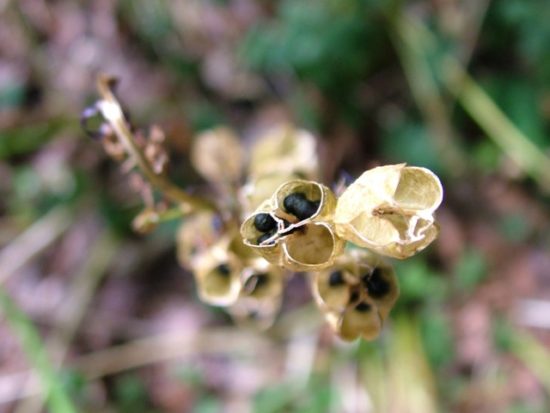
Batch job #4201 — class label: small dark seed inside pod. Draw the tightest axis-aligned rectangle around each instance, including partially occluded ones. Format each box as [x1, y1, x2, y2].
[254, 213, 277, 232]
[355, 302, 372, 312]
[216, 264, 231, 277]
[283, 192, 320, 221]
[362, 268, 390, 299]
[257, 231, 275, 245]
[328, 271, 345, 287]
[349, 290, 360, 304]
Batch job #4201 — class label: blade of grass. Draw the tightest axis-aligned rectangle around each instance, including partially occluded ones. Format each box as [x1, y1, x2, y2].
[0, 291, 79, 413]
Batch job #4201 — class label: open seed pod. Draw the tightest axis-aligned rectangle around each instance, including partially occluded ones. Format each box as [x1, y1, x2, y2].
[176, 211, 222, 267]
[228, 258, 285, 330]
[334, 164, 443, 259]
[248, 124, 319, 181]
[240, 180, 344, 271]
[314, 250, 399, 341]
[191, 127, 244, 185]
[240, 200, 285, 265]
[193, 238, 243, 306]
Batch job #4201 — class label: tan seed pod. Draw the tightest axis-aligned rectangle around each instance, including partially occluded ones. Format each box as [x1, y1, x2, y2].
[334, 164, 443, 259]
[314, 249, 399, 341]
[193, 239, 242, 306]
[326, 297, 383, 341]
[248, 124, 319, 181]
[240, 172, 302, 213]
[272, 180, 336, 223]
[228, 259, 285, 330]
[191, 127, 244, 184]
[176, 211, 221, 267]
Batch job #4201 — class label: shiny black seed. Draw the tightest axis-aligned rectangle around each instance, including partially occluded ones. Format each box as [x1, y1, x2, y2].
[257, 231, 275, 245]
[216, 264, 231, 277]
[363, 268, 390, 299]
[355, 302, 372, 312]
[283, 192, 320, 220]
[328, 271, 345, 287]
[254, 213, 277, 232]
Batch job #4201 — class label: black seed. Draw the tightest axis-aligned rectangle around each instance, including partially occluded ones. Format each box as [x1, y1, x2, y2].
[215, 264, 231, 277]
[363, 268, 391, 299]
[257, 231, 275, 245]
[328, 271, 345, 287]
[254, 213, 277, 232]
[283, 192, 320, 221]
[349, 290, 360, 304]
[355, 302, 372, 312]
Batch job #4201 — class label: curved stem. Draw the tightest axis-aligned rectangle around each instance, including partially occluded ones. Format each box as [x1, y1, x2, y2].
[96, 75, 218, 212]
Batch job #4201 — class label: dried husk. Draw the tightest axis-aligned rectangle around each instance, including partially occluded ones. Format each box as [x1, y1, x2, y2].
[193, 239, 242, 306]
[176, 211, 221, 267]
[229, 259, 285, 329]
[240, 200, 285, 265]
[191, 127, 244, 184]
[315, 249, 399, 341]
[248, 124, 319, 181]
[335, 164, 443, 259]
[281, 222, 345, 271]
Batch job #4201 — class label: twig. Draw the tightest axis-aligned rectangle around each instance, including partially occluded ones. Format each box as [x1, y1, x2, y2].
[95, 75, 218, 212]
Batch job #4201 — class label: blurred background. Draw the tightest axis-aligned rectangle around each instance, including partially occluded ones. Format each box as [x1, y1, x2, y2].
[1, 0, 550, 412]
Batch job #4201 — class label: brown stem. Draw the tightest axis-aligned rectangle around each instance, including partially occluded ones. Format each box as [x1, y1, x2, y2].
[96, 74, 217, 212]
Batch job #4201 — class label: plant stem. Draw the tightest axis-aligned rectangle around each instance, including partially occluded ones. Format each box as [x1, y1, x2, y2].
[96, 75, 218, 212]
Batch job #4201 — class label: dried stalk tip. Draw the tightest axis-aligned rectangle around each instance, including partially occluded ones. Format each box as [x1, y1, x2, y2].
[335, 164, 443, 259]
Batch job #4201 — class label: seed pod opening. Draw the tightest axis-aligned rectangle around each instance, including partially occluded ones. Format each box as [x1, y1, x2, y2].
[282, 223, 344, 271]
[192, 235, 244, 306]
[273, 180, 336, 223]
[335, 164, 443, 259]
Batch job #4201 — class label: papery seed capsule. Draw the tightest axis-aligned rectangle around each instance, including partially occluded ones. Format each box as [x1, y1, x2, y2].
[355, 302, 372, 312]
[254, 213, 277, 232]
[328, 271, 345, 287]
[362, 268, 390, 299]
[283, 192, 320, 221]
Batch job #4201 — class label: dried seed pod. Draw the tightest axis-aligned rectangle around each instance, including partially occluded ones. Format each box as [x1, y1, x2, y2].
[240, 200, 285, 265]
[191, 127, 244, 184]
[334, 164, 443, 259]
[176, 211, 222, 267]
[326, 297, 383, 341]
[228, 258, 285, 330]
[249, 124, 319, 181]
[313, 250, 399, 341]
[281, 222, 345, 272]
[241, 172, 302, 213]
[241, 180, 344, 271]
[193, 239, 242, 306]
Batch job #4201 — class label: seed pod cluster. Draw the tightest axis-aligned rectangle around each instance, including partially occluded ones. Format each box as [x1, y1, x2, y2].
[311, 250, 399, 341]
[241, 180, 344, 272]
